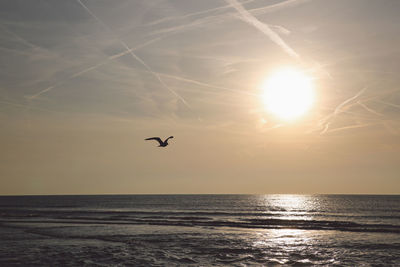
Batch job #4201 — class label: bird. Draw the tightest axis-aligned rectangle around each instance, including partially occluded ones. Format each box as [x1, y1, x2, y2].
[145, 136, 174, 147]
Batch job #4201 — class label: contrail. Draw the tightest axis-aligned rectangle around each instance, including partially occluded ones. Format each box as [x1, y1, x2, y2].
[319, 122, 331, 135]
[225, 0, 299, 58]
[29, 85, 58, 100]
[145, 0, 255, 27]
[375, 99, 400, 110]
[334, 87, 367, 115]
[0, 24, 42, 51]
[28, 37, 162, 100]
[270, 25, 291, 35]
[156, 71, 255, 96]
[326, 123, 374, 134]
[149, 0, 311, 38]
[119, 41, 190, 107]
[28, 35, 251, 101]
[76, 0, 191, 108]
[317, 86, 399, 135]
[316, 87, 367, 135]
[149, 15, 219, 36]
[249, 0, 313, 17]
[29, 0, 309, 102]
[111, 61, 256, 96]
[332, 87, 400, 116]
[315, 85, 398, 136]
[357, 101, 382, 116]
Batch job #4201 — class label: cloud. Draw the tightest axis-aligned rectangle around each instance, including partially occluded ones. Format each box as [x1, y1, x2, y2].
[225, 0, 299, 58]
[76, 0, 191, 110]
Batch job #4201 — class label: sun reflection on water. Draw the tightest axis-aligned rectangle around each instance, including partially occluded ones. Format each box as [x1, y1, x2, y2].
[251, 228, 318, 265]
[253, 228, 311, 247]
[270, 194, 311, 211]
[257, 194, 317, 220]
[251, 195, 322, 264]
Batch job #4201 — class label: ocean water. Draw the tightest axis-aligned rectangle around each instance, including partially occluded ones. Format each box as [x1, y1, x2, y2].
[0, 195, 399, 266]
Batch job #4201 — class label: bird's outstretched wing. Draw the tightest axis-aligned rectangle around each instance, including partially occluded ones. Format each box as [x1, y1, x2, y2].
[145, 137, 163, 145]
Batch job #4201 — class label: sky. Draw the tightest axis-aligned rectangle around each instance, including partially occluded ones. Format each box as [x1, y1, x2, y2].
[1, 0, 400, 195]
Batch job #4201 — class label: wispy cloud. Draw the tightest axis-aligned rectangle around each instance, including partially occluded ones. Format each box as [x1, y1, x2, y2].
[148, 0, 312, 40]
[28, 36, 162, 100]
[334, 87, 367, 115]
[325, 122, 374, 134]
[249, 0, 313, 16]
[357, 101, 382, 116]
[145, 0, 255, 28]
[317, 88, 367, 134]
[225, 0, 299, 58]
[1, 0, 399, 137]
[75, 0, 191, 109]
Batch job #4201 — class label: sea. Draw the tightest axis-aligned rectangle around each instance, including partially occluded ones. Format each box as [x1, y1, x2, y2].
[0, 194, 399, 266]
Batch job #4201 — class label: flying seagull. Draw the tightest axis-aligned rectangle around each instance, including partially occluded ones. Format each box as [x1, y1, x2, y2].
[145, 136, 174, 147]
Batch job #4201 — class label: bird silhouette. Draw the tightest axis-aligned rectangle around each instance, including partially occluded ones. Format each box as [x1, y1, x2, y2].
[145, 136, 174, 147]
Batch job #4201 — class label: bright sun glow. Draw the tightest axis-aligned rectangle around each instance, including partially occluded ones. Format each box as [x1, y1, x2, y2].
[261, 68, 315, 121]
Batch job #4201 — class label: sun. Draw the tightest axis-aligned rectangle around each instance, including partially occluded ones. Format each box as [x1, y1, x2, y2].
[261, 68, 315, 121]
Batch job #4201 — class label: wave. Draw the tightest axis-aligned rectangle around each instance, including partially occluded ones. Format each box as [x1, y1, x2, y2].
[2, 208, 399, 219]
[2, 216, 400, 234]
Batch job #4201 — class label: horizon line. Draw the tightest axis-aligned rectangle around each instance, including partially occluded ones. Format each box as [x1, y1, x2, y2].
[1, 193, 399, 197]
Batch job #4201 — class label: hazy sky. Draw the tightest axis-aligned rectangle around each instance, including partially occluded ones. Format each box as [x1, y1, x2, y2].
[1, 0, 400, 195]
